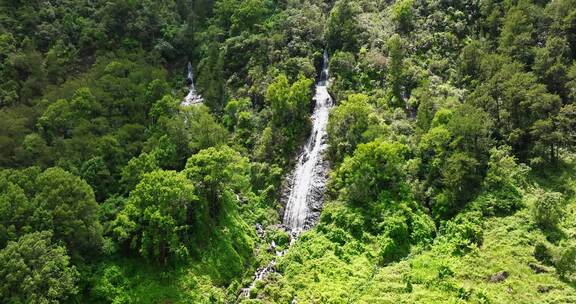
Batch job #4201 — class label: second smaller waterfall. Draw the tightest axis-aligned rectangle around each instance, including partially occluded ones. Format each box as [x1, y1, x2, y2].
[182, 62, 204, 106]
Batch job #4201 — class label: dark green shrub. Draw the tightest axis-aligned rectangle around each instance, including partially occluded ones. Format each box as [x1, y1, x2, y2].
[534, 242, 553, 265]
[556, 244, 576, 280]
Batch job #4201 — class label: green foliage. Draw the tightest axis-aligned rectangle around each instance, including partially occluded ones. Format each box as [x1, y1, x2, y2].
[181, 105, 228, 153]
[185, 146, 250, 212]
[392, 0, 415, 33]
[115, 170, 197, 264]
[322, 139, 435, 266]
[80, 156, 113, 202]
[498, 2, 536, 64]
[534, 242, 553, 264]
[0, 231, 79, 303]
[469, 61, 563, 163]
[120, 152, 160, 194]
[2, 0, 576, 301]
[556, 243, 576, 280]
[417, 105, 491, 219]
[229, 0, 272, 35]
[0, 167, 103, 258]
[529, 188, 564, 230]
[91, 265, 132, 303]
[327, 93, 375, 162]
[33, 167, 103, 257]
[387, 34, 406, 106]
[472, 146, 529, 216]
[440, 211, 484, 254]
[257, 74, 313, 164]
[333, 140, 409, 205]
[326, 1, 361, 53]
[184, 146, 255, 283]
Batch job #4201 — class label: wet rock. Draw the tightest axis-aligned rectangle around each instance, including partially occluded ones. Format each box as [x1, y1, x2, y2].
[488, 271, 509, 283]
[255, 223, 265, 238]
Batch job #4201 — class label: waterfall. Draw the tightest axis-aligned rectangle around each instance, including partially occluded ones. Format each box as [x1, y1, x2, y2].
[237, 51, 333, 301]
[283, 50, 333, 236]
[182, 62, 204, 106]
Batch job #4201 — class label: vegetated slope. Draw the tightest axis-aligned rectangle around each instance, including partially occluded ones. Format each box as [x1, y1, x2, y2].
[1, 0, 576, 303]
[244, 0, 576, 302]
[0, 0, 330, 303]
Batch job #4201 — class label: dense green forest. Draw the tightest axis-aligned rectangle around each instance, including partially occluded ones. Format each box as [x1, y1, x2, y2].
[1, 0, 576, 303]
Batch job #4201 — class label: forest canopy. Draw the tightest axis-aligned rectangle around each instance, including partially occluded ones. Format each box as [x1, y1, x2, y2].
[1, 0, 576, 303]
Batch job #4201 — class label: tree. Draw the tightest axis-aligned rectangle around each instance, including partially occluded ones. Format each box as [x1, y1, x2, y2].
[1, 167, 102, 258]
[262, 73, 313, 161]
[15, 133, 51, 167]
[469, 62, 562, 162]
[556, 243, 576, 280]
[0, 232, 79, 303]
[114, 170, 197, 264]
[333, 140, 409, 205]
[119, 152, 160, 194]
[558, 104, 576, 152]
[533, 37, 570, 99]
[150, 95, 179, 122]
[45, 40, 77, 85]
[392, 0, 415, 33]
[267, 74, 312, 128]
[230, 0, 272, 35]
[327, 93, 374, 162]
[474, 146, 529, 216]
[80, 156, 113, 202]
[387, 34, 405, 106]
[326, 0, 360, 53]
[184, 146, 250, 219]
[223, 98, 255, 148]
[498, 3, 536, 64]
[197, 45, 226, 112]
[32, 167, 103, 257]
[435, 151, 481, 218]
[440, 211, 484, 254]
[447, 104, 492, 157]
[329, 139, 435, 263]
[181, 105, 228, 153]
[0, 178, 33, 248]
[417, 106, 488, 219]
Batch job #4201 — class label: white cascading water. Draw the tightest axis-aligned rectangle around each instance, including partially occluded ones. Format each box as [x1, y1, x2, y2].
[283, 50, 333, 235]
[238, 51, 332, 301]
[182, 62, 204, 106]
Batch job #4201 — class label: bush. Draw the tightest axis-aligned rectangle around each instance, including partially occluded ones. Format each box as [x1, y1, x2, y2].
[91, 265, 131, 303]
[377, 212, 411, 264]
[534, 242, 553, 265]
[473, 146, 529, 216]
[556, 243, 576, 281]
[440, 211, 484, 254]
[529, 188, 564, 230]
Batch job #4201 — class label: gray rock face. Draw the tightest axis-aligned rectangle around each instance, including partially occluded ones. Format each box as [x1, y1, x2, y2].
[281, 50, 332, 236]
[237, 51, 333, 302]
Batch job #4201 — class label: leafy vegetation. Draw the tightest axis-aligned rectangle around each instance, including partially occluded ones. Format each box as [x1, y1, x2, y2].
[1, 0, 576, 303]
